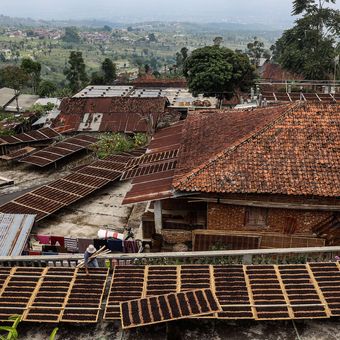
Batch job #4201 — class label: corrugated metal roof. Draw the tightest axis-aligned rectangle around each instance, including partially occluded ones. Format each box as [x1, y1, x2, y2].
[54, 97, 167, 133]
[5, 94, 39, 112]
[0, 87, 16, 109]
[19, 134, 98, 167]
[73, 85, 133, 98]
[0, 149, 144, 221]
[261, 92, 337, 103]
[34, 98, 61, 107]
[32, 110, 60, 126]
[122, 121, 184, 205]
[0, 146, 36, 161]
[0, 214, 36, 256]
[0, 127, 60, 146]
[73, 84, 218, 108]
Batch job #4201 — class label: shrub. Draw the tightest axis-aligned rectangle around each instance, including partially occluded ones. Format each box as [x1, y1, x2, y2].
[91, 132, 148, 159]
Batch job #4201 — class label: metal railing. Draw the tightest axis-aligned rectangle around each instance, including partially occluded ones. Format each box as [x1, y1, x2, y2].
[0, 246, 340, 268]
[257, 79, 340, 87]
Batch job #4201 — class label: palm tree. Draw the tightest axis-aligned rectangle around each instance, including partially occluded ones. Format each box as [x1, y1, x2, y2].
[292, 0, 312, 15]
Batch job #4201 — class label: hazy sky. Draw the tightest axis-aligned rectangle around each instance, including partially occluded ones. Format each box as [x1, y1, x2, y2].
[1, 0, 339, 26]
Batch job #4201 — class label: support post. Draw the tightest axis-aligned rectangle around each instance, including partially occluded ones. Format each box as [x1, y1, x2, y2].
[154, 200, 163, 234]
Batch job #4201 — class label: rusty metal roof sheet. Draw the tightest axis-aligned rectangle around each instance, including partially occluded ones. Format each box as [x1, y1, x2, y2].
[122, 122, 184, 205]
[261, 91, 337, 103]
[0, 146, 36, 161]
[19, 135, 98, 167]
[0, 127, 60, 146]
[0, 150, 143, 221]
[121, 160, 177, 181]
[122, 170, 175, 205]
[0, 214, 36, 256]
[53, 97, 167, 133]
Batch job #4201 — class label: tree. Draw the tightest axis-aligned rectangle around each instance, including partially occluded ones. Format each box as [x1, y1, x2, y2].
[150, 57, 160, 71]
[62, 27, 81, 43]
[175, 47, 189, 74]
[144, 64, 151, 74]
[0, 66, 29, 113]
[180, 47, 188, 60]
[103, 25, 112, 32]
[213, 36, 223, 47]
[152, 70, 161, 78]
[148, 33, 157, 42]
[56, 87, 73, 98]
[30, 102, 56, 115]
[292, 0, 338, 25]
[101, 58, 117, 84]
[21, 58, 41, 94]
[246, 37, 270, 67]
[64, 51, 88, 93]
[272, 0, 339, 79]
[183, 46, 256, 101]
[38, 80, 57, 97]
[90, 71, 104, 85]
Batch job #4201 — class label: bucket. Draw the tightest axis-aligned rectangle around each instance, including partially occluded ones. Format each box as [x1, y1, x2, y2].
[98, 229, 124, 240]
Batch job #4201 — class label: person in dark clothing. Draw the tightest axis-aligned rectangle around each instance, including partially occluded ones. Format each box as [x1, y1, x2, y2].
[84, 244, 99, 275]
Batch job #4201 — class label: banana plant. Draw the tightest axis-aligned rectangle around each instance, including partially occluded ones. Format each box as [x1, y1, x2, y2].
[0, 315, 21, 340]
[49, 327, 59, 340]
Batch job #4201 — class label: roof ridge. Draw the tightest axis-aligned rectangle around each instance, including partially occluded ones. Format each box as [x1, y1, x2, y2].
[174, 102, 301, 189]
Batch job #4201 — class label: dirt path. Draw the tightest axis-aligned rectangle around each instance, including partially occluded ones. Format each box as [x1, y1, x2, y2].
[33, 181, 133, 238]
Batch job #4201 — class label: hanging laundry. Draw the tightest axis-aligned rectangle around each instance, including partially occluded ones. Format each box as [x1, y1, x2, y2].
[51, 236, 65, 247]
[36, 235, 51, 245]
[107, 239, 123, 252]
[64, 238, 78, 252]
[93, 239, 108, 250]
[123, 240, 139, 253]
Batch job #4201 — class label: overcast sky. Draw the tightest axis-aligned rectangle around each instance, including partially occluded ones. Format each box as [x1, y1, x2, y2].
[1, 0, 339, 26]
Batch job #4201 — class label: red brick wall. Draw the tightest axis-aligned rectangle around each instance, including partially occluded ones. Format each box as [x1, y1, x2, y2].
[207, 203, 332, 235]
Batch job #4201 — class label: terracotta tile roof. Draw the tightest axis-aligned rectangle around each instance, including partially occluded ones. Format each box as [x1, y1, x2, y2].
[174, 105, 289, 181]
[174, 103, 340, 197]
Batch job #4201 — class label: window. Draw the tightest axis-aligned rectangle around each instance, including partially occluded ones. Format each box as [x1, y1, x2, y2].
[245, 207, 268, 228]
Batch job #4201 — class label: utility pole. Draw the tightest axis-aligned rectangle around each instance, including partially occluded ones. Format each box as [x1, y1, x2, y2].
[334, 55, 339, 85]
[332, 55, 339, 94]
